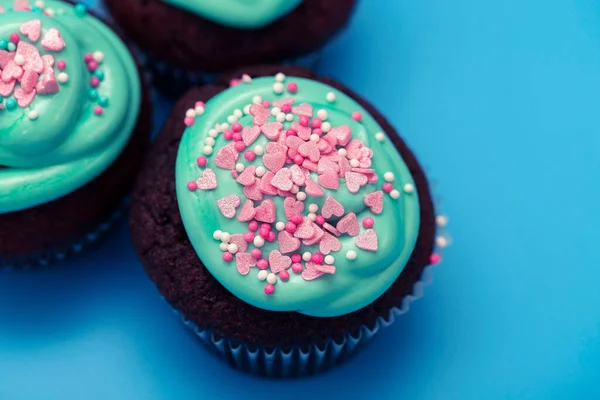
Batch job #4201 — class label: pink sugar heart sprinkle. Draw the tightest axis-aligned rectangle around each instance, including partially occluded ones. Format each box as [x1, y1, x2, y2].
[271, 168, 293, 191]
[230, 234, 249, 254]
[216, 195, 241, 219]
[0, 50, 15, 69]
[250, 104, 270, 125]
[336, 212, 360, 236]
[319, 233, 342, 255]
[268, 250, 292, 274]
[302, 225, 325, 246]
[196, 168, 218, 190]
[237, 200, 256, 222]
[345, 171, 368, 194]
[364, 190, 384, 214]
[261, 122, 283, 140]
[243, 179, 264, 201]
[262, 151, 286, 173]
[305, 179, 325, 197]
[321, 196, 345, 219]
[236, 165, 257, 186]
[289, 164, 306, 186]
[323, 223, 341, 236]
[278, 231, 301, 254]
[292, 102, 313, 117]
[294, 217, 316, 239]
[235, 252, 257, 275]
[301, 262, 325, 281]
[0, 80, 16, 97]
[36, 73, 58, 95]
[254, 199, 276, 223]
[41, 28, 65, 52]
[328, 125, 352, 146]
[283, 197, 305, 220]
[314, 264, 336, 274]
[259, 171, 278, 196]
[214, 145, 238, 170]
[318, 169, 339, 190]
[355, 229, 379, 251]
[14, 87, 36, 108]
[20, 19, 42, 42]
[2, 60, 23, 81]
[298, 141, 320, 163]
[242, 125, 261, 146]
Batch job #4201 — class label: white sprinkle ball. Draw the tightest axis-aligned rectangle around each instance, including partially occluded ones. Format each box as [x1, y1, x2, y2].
[45, 8, 55, 16]
[14, 54, 25, 65]
[321, 122, 332, 132]
[219, 242, 229, 251]
[338, 149, 347, 157]
[390, 190, 400, 199]
[204, 137, 215, 146]
[252, 96, 262, 105]
[220, 232, 231, 243]
[208, 129, 218, 138]
[220, 123, 229, 131]
[296, 192, 307, 201]
[235, 163, 245, 172]
[346, 250, 357, 260]
[271, 107, 281, 116]
[324, 255, 335, 265]
[310, 134, 320, 142]
[286, 113, 295, 121]
[349, 158, 360, 168]
[317, 109, 328, 120]
[275, 72, 286, 82]
[185, 109, 196, 118]
[93, 51, 104, 63]
[195, 106, 205, 115]
[242, 74, 252, 83]
[375, 132, 385, 142]
[202, 145, 213, 155]
[255, 166, 266, 177]
[308, 204, 319, 213]
[302, 252, 312, 262]
[257, 270, 268, 281]
[213, 230, 223, 240]
[253, 236, 265, 247]
[290, 185, 300, 194]
[254, 145, 264, 156]
[308, 213, 317, 221]
[234, 109, 243, 118]
[227, 243, 239, 254]
[436, 215, 449, 227]
[403, 183, 415, 193]
[35, 1, 45, 8]
[227, 115, 237, 124]
[436, 236, 448, 248]
[384, 172, 395, 182]
[267, 273, 278, 284]
[57, 72, 69, 83]
[276, 222, 286, 231]
[273, 82, 285, 94]
[243, 105, 251, 115]
[276, 113, 286, 123]
[28, 110, 39, 120]
[326, 92, 336, 102]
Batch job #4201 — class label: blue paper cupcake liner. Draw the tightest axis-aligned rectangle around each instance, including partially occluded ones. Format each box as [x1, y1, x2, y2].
[0, 198, 129, 270]
[166, 208, 450, 377]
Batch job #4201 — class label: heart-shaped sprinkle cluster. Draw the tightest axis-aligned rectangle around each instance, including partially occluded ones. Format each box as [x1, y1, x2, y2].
[186, 73, 421, 296]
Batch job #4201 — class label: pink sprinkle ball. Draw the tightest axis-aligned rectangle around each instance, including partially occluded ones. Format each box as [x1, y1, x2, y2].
[230, 78, 241, 87]
[430, 254, 441, 264]
[9, 33, 20, 43]
[286, 129, 297, 137]
[195, 101, 205, 109]
[244, 232, 255, 242]
[232, 132, 242, 142]
[315, 215, 325, 225]
[248, 220, 259, 231]
[279, 270, 290, 281]
[223, 130, 234, 141]
[257, 259, 269, 270]
[312, 128, 322, 137]
[90, 77, 100, 87]
[311, 253, 324, 264]
[259, 228, 270, 239]
[261, 223, 271, 231]
[291, 263, 303, 273]
[234, 141, 246, 152]
[94, 106, 103, 115]
[187, 181, 197, 191]
[382, 183, 393, 193]
[261, 100, 270, 108]
[351, 111, 363, 121]
[83, 53, 93, 62]
[251, 249, 262, 259]
[87, 61, 98, 71]
[291, 214, 303, 224]
[264, 284, 275, 295]
[287, 82, 298, 93]
[244, 151, 256, 161]
[267, 231, 276, 242]
[196, 156, 207, 167]
[184, 117, 195, 126]
[232, 122, 243, 132]
[291, 254, 301, 263]
[222, 252, 233, 262]
[285, 222, 297, 233]
[299, 115, 309, 127]
[57, 61, 66, 70]
[311, 119, 322, 129]
[281, 104, 292, 113]
[363, 217, 375, 229]
[293, 155, 304, 165]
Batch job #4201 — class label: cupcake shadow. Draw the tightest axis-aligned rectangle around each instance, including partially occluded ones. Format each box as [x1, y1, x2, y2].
[0, 220, 142, 347]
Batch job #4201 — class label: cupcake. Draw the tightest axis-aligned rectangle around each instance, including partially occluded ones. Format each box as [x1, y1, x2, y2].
[103, 0, 357, 96]
[130, 65, 441, 376]
[0, 0, 151, 268]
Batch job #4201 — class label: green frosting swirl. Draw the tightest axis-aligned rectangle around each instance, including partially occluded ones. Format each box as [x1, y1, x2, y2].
[176, 76, 421, 317]
[161, 0, 302, 29]
[0, 1, 141, 213]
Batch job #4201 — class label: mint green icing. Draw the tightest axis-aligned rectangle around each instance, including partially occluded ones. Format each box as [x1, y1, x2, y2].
[161, 0, 302, 29]
[176, 77, 421, 318]
[0, 1, 141, 213]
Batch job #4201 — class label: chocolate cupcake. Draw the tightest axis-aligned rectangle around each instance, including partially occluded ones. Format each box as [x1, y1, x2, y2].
[130, 65, 443, 376]
[103, 0, 357, 96]
[0, 0, 151, 268]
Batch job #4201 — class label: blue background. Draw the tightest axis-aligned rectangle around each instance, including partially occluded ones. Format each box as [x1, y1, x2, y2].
[1, 0, 599, 398]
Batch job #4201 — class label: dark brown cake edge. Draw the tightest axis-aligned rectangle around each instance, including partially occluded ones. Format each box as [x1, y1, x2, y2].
[129, 65, 436, 350]
[0, 1, 152, 265]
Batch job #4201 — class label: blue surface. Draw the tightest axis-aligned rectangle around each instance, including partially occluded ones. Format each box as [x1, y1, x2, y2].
[1, 0, 599, 398]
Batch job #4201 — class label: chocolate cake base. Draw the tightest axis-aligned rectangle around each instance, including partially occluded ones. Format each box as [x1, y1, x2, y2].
[129, 65, 436, 355]
[0, 3, 152, 267]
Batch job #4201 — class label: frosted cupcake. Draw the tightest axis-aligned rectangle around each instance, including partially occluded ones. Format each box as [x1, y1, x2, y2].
[130, 66, 442, 376]
[0, 0, 151, 268]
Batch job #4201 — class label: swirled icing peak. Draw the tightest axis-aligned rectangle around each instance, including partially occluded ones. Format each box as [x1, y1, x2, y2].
[0, 0, 141, 213]
[176, 74, 421, 317]
[161, 0, 302, 29]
